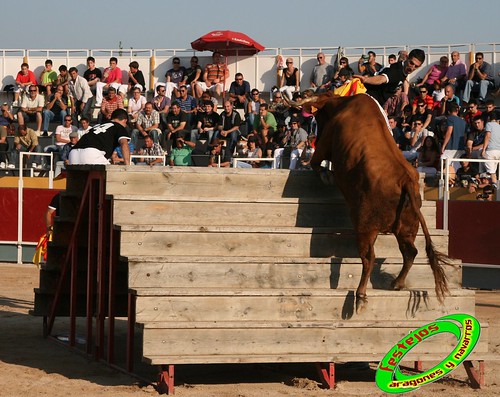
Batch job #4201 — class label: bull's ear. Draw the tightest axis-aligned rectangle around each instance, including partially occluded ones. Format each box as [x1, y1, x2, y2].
[308, 91, 336, 111]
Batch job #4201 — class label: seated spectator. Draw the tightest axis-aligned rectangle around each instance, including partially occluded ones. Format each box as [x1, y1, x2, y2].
[411, 100, 434, 132]
[252, 103, 277, 145]
[278, 58, 300, 100]
[131, 102, 162, 150]
[54, 65, 70, 95]
[112, 141, 135, 165]
[152, 85, 171, 129]
[481, 113, 500, 189]
[455, 155, 479, 193]
[296, 133, 316, 170]
[236, 136, 262, 168]
[98, 87, 124, 123]
[135, 135, 164, 166]
[333, 67, 366, 97]
[383, 85, 408, 119]
[14, 63, 37, 106]
[358, 51, 383, 77]
[191, 100, 220, 144]
[299, 89, 317, 133]
[169, 135, 196, 166]
[95, 57, 126, 106]
[310, 52, 334, 92]
[39, 59, 58, 97]
[83, 56, 102, 95]
[329, 57, 350, 89]
[42, 85, 68, 136]
[476, 184, 494, 201]
[194, 51, 229, 98]
[177, 85, 197, 128]
[412, 86, 434, 114]
[127, 87, 147, 123]
[68, 67, 93, 126]
[268, 92, 290, 127]
[464, 99, 482, 131]
[416, 56, 449, 93]
[77, 117, 91, 138]
[466, 115, 486, 172]
[228, 73, 250, 109]
[217, 100, 241, 153]
[462, 52, 494, 105]
[439, 84, 461, 116]
[0, 103, 14, 164]
[180, 56, 202, 93]
[440, 51, 467, 93]
[207, 138, 231, 167]
[431, 80, 445, 113]
[11, 125, 41, 168]
[388, 115, 403, 147]
[482, 100, 499, 123]
[402, 120, 429, 162]
[162, 57, 185, 99]
[387, 54, 397, 65]
[17, 86, 44, 133]
[43, 116, 78, 168]
[399, 104, 413, 136]
[246, 89, 265, 132]
[55, 131, 79, 176]
[127, 61, 146, 93]
[416, 135, 440, 177]
[273, 117, 307, 169]
[166, 101, 189, 147]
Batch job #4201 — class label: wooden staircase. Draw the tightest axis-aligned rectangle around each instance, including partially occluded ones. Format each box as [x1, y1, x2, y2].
[33, 166, 489, 392]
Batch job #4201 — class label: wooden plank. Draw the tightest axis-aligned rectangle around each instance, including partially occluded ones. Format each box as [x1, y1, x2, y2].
[119, 229, 449, 258]
[134, 292, 474, 323]
[141, 325, 489, 358]
[127, 259, 462, 290]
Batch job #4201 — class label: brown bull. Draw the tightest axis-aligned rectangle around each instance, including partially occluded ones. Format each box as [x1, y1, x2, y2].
[300, 92, 449, 312]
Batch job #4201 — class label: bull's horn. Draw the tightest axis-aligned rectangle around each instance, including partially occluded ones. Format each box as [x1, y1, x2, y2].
[282, 95, 318, 107]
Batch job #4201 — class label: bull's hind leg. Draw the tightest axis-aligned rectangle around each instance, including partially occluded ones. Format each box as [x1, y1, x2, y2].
[391, 232, 418, 291]
[356, 231, 378, 314]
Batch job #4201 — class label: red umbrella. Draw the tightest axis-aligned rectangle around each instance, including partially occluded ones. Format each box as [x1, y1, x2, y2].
[191, 30, 265, 56]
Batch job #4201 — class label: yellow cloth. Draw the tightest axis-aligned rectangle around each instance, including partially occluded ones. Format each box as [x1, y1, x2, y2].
[333, 78, 367, 97]
[32, 230, 52, 266]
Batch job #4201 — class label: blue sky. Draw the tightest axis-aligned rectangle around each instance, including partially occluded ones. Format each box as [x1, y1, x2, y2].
[1, 0, 499, 50]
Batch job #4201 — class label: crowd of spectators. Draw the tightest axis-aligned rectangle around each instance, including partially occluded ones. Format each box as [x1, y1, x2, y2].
[1, 50, 499, 196]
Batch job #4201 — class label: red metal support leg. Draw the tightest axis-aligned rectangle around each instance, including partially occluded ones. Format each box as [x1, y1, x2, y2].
[315, 362, 335, 389]
[157, 365, 175, 395]
[463, 360, 485, 389]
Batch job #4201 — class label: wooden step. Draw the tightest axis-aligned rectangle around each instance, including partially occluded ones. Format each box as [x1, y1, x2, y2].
[126, 256, 462, 290]
[131, 288, 474, 323]
[140, 320, 489, 364]
[112, 196, 436, 229]
[118, 225, 449, 258]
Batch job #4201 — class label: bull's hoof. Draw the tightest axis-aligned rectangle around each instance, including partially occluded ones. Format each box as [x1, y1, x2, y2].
[391, 279, 405, 291]
[355, 294, 368, 314]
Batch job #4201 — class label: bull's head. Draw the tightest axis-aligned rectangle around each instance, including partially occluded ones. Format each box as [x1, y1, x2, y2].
[282, 91, 338, 114]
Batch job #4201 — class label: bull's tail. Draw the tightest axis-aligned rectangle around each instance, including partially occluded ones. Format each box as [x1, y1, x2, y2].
[405, 181, 450, 303]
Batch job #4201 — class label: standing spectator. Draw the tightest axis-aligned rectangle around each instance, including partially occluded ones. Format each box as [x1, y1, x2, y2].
[11, 125, 41, 168]
[131, 102, 162, 149]
[180, 56, 202, 93]
[441, 102, 466, 160]
[39, 60, 58, 97]
[440, 51, 467, 92]
[136, 135, 164, 167]
[127, 61, 146, 93]
[481, 113, 500, 189]
[462, 52, 494, 105]
[360, 49, 425, 106]
[194, 51, 229, 98]
[310, 52, 334, 92]
[18, 86, 44, 133]
[192, 101, 220, 144]
[83, 56, 102, 95]
[358, 51, 383, 77]
[42, 85, 69, 136]
[68, 67, 93, 125]
[14, 63, 37, 106]
[164, 57, 185, 99]
[69, 109, 131, 165]
[152, 85, 171, 129]
[279, 58, 300, 100]
[217, 100, 242, 152]
[95, 57, 124, 106]
[416, 56, 449, 93]
[169, 135, 196, 166]
[98, 87, 124, 123]
[228, 73, 251, 109]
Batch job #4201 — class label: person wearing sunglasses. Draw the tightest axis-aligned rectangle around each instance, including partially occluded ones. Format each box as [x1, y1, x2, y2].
[164, 57, 186, 100]
[17, 85, 44, 133]
[463, 52, 495, 105]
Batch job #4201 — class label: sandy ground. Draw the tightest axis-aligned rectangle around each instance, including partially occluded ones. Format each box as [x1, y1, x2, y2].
[0, 262, 499, 397]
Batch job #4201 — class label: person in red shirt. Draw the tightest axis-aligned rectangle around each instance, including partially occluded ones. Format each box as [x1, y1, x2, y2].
[14, 63, 37, 106]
